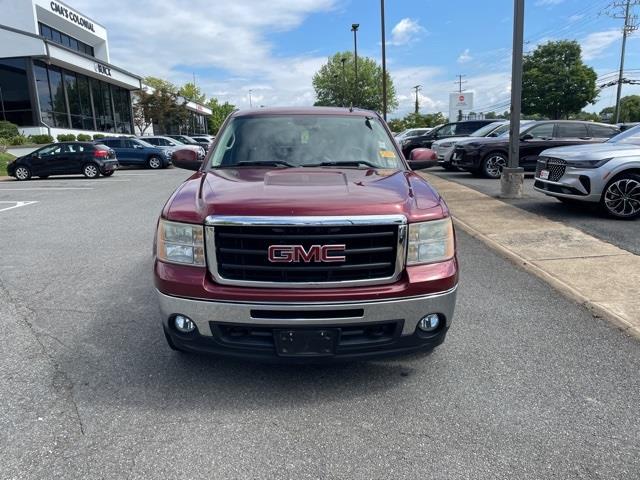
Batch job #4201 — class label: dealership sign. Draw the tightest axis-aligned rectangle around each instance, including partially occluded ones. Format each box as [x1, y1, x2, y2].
[94, 63, 112, 77]
[449, 92, 474, 110]
[49, 1, 96, 32]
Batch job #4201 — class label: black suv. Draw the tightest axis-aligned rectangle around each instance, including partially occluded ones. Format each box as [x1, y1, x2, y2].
[451, 120, 620, 178]
[8, 142, 118, 180]
[400, 120, 495, 157]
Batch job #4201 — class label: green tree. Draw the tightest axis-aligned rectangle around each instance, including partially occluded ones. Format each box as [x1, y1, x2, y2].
[387, 118, 405, 133]
[522, 40, 598, 119]
[135, 77, 189, 135]
[179, 82, 207, 104]
[618, 95, 640, 122]
[312, 52, 398, 114]
[402, 112, 447, 128]
[205, 98, 236, 135]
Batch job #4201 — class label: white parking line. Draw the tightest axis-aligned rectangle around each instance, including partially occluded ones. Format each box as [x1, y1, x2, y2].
[0, 201, 38, 212]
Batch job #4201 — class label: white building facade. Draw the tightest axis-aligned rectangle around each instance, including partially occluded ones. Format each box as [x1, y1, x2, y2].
[0, 0, 210, 139]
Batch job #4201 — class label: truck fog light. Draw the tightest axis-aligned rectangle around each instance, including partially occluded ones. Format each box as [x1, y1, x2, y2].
[174, 314, 196, 333]
[418, 314, 440, 332]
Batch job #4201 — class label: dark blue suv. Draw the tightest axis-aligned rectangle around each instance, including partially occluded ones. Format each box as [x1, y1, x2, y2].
[97, 137, 171, 169]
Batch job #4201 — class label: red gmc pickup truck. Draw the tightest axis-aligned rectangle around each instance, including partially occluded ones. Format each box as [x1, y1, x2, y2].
[154, 107, 458, 362]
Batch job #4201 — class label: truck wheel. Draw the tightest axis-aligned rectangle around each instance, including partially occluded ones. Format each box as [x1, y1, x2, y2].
[481, 152, 507, 179]
[601, 173, 640, 219]
[82, 163, 100, 179]
[147, 156, 162, 169]
[14, 166, 31, 181]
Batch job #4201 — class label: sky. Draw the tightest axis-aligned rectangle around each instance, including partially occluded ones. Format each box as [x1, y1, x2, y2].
[70, 0, 640, 118]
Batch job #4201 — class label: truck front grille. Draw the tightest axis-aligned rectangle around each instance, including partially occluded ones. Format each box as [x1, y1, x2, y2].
[205, 217, 406, 287]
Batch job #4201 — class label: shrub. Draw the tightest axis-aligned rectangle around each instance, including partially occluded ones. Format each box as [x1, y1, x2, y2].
[57, 133, 77, 142]
[93, 134, 105, 140]
[76, 133, 92, 141]
[9, 135, 28, 146]
[0, 121, 19, 140]
[28, 134, 55, 144]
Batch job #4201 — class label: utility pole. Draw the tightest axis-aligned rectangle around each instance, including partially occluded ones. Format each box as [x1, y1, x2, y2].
[412, 85, 422, 114]
[380, 0, 387, 120]
[605, 0, 640, 123]
[351, 24, 360, 106]
[248, 89, 253, 108]
[340, 57, 347, 106]
[501, 0, 525, 199]
[455, 74, 467, 121]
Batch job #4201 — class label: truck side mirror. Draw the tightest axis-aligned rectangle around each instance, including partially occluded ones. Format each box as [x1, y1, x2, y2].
[407, 148, 437, 170]
[172, 148, 202, 171]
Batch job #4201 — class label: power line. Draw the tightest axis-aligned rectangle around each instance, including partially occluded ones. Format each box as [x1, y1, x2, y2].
[604, 0, 640, 122]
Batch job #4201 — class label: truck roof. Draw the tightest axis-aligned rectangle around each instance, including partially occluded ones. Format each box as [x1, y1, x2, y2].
[231, 106, 379, 118]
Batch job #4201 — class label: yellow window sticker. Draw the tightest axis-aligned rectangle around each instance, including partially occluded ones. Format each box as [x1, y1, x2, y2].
[379, 149, 396, 158]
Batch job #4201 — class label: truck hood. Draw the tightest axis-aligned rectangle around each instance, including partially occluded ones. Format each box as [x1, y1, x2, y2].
[542, 142, 640, 161]
[163, 168, 446, 224]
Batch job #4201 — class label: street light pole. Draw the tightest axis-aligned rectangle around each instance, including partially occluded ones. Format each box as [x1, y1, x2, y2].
[501, 0, 525, 199]
[380, 0, 387, 120]
[248, 89, 253, 108]
[351, 23, 359, 106]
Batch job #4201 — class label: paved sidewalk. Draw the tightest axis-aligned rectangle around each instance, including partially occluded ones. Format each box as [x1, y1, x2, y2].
[421, 172, 640, 339]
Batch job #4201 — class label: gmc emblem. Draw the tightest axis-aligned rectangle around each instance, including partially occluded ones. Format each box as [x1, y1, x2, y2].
[268, 244, 346, 263]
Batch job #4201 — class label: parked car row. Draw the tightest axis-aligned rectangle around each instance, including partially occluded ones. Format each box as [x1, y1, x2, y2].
[403, 119, 639, 219]
[450, 120, 620, 178]
[6, 133, 211, 180]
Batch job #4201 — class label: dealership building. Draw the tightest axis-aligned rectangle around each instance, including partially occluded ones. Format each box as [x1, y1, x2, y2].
[0, 0, 210, 138]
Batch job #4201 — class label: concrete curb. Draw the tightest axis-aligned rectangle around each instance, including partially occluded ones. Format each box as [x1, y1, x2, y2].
[451, 216, 639, 339]
[0, 176, 12, 182]
[420, 170, 640, 341]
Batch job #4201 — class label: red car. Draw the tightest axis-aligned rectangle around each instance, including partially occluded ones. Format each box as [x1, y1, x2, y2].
[154, 107, 458, 362]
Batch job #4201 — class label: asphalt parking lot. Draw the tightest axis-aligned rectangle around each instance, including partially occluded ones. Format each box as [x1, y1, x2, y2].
[1, 169, 639, 479]
[426, 169, 640, 256]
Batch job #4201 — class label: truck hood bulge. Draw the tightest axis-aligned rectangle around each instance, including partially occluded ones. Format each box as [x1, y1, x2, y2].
[163, 168, 446, 224]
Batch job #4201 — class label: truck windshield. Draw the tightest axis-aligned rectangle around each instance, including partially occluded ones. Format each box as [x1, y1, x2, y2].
[209, 115, 404, 169]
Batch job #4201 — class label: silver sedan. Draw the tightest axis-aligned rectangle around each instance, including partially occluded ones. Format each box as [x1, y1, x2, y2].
[534, 125, 640, 219]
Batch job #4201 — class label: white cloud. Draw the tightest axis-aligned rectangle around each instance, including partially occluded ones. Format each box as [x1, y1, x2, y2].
[388, 18, 426, 46]
[68, 0, 336, 108]
[580, 29, 620, 60]
[535, 0, 565, 6]
[568, 14, 585, 23]
[457, 49, 473, 64]
[389, 66, 512, 118]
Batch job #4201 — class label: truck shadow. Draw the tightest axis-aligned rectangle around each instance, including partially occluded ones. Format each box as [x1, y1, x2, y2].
[61, 259, 434, 414]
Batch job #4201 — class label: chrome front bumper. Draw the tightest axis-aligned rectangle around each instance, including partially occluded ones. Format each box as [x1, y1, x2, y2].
[157, 286, 458, 337]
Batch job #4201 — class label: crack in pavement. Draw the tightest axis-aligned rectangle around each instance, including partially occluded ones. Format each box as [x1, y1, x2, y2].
[0, 275, 86, 436]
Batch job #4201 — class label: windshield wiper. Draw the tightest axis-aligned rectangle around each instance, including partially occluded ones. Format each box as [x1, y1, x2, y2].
[310, 160, 380, 169]
[234, 160, 294, 168]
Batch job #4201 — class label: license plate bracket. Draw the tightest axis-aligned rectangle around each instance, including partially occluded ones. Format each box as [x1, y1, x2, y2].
[540, 169, 550, 180]
[274, 329, 338, 357]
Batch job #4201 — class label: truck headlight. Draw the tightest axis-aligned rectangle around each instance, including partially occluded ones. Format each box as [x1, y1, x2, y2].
[407, 218, 455, 265]
[157, 219, 205, 266]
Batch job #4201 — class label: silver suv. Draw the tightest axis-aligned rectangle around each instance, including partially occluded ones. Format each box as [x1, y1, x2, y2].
[534, 125, 640, 219]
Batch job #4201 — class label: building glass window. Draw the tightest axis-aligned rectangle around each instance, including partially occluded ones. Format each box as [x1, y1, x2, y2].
[0, 58, 34, 126]
[77, 75, 94, 130]
[48, 66, 69, 128]
[38, 22, 95, 57]
[31, 61, 134, 133]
